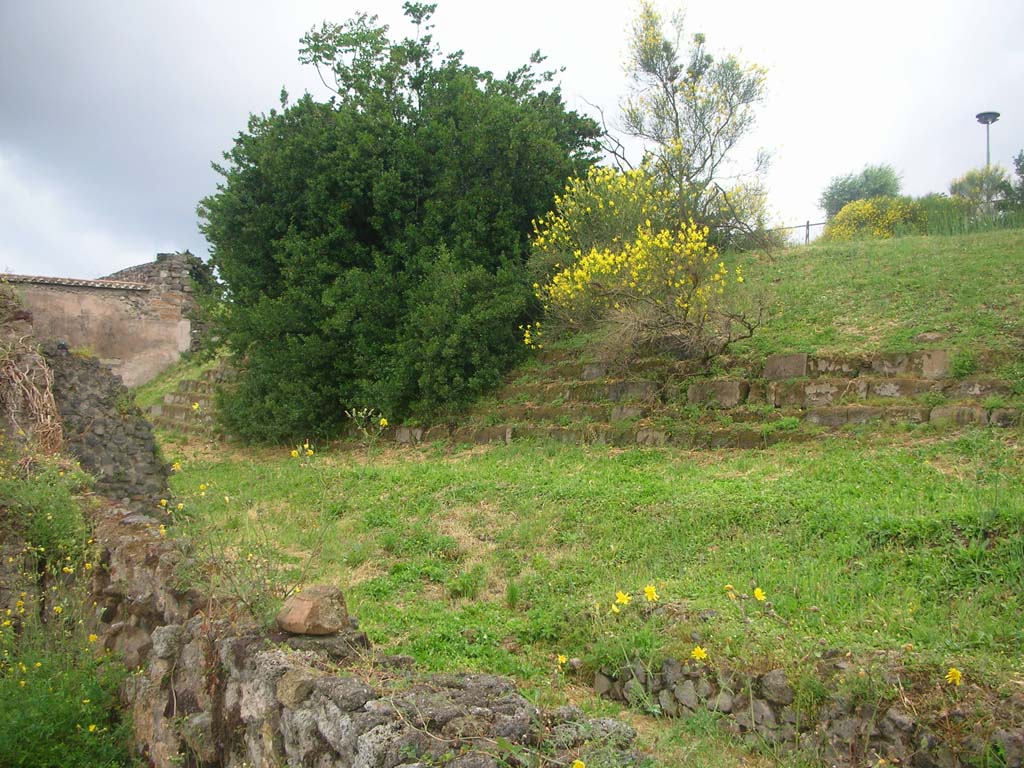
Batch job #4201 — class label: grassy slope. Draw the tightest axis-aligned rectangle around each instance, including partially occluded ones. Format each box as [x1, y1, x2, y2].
[166, 433, 1024, 683]
[730, 229, 1024, 362]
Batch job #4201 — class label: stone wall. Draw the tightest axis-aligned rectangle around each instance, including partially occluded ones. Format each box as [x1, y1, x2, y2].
[88, 503, 643, 768]
[593, 655, 1024, 767]
[3, 251, 202, 386]
[43, 342, 169, 510]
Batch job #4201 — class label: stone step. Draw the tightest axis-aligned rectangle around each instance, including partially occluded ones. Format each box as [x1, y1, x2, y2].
[149, 415, 216, 435]
[490, 402, 650, 424]
[176, 379, 216, 395]
[505, 379, 663, 405]
[150, 402, 215, 423]
[761, 350, 988, 381]
[163, 392, 215, 408]
[685, 376, 1012, 409]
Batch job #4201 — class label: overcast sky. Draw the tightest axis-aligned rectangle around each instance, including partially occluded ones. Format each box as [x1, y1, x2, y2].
[1, 0, 1021, 278]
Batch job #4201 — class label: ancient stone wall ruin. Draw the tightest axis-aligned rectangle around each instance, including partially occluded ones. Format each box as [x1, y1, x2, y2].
[3, 251, 202, 386]
[43, 342, 169, 510]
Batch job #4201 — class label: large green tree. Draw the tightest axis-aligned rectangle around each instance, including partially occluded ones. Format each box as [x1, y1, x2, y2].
[198, 3, 599, 440]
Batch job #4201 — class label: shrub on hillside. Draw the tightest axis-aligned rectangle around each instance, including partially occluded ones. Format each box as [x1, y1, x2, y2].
[529, 166, 756, 362]
[822, 196, 925, 241]
[819, 165, 902, 220]
[199, 6, 599, 440]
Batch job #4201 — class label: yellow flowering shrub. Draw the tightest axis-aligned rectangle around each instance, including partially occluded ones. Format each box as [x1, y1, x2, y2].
[529, 166, 752, 360]
[822, 196, 926, 241]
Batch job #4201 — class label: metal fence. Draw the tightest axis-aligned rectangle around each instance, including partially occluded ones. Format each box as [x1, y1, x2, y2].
[768, 219, 827, 244]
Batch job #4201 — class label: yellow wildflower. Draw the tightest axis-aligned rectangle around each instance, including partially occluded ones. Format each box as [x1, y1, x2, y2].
[610, 604, 620, 614]
[88, 724, 97, 733]
[158, 525, 167, 537]
[53, 605, 63, 615]
[557, 654, 568, 665]
[615, 591, 632, 606]
[691, 645, 708, 661]
[159, 499, 168, 507]
[172, 462, 182, 472]
[945, 667, 962, 686]
[572, 761, 586, 768]
[753, 587, 766, 602]
[290, 449, 299, 458]
[88, 633, 98, 643]
[379, 417, 388, 428]
[191, 402, 199, 411]
[643, 584, 659, 602]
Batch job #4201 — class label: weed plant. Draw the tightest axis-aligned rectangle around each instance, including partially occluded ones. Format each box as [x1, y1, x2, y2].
[0, 446, 134, 767]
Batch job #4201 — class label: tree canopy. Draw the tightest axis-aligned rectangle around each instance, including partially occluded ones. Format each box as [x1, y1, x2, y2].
[618, 1, 770, 248]
[819, 165, 901, 219]
[198, 3, 599, 441]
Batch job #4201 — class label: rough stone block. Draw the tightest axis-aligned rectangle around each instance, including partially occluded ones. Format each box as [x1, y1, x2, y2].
[805, 408, 848, 428]
[919, 349, 951, 380]
[277, 668, 319, 708]
[943, 379, 1010, 398]
[635, 428, 669, 447]
[611, 404, 644, 421]
[608, 380, 659, 402]
[871, 353, 911, 377]
[759, 669, 794, 706]
[687, 379, 750, 408]
[277, 585, 348, 636]
[869, 378, 935, 398]
[393, 427, 423, 445]
[763, 353, 808, 381]
[990, 408, 1021, 428]
[803, 381, 839, 407]
[746, 380, 768, 404]
[769, 381, 805, 408]
[813, 355, 863, 377]
[845, 406, 885, 425]
[930, 405, 988, 426]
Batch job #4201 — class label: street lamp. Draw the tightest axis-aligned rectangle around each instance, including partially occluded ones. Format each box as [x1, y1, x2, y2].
[976, 111, 1000, 168]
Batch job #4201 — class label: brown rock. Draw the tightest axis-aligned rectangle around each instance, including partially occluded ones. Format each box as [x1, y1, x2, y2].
[276, 585, 348, 635]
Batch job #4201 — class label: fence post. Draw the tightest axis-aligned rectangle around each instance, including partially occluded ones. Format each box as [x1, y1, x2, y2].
[805, 220, 810, 245]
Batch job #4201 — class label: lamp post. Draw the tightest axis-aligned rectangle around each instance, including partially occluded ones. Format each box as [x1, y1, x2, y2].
[976, 111, 1000, 168]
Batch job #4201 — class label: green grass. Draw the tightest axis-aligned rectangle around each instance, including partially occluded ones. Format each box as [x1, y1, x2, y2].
[0, 450, 135, 767]
[167, 432, 1024, 693]
[730, 228, 1024, 360]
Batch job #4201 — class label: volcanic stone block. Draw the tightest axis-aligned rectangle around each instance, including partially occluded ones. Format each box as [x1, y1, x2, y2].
[769, 381, 805, 407]
[805, 408, 848, 428]
[869, 378, 936, 398]
[943, 379, 1009, 398]
[635, 428, 668, 446]
[763, 353, 808, 381]
[810, 355, 861, 377]
[803, 382, 839, 407]
[871, 353, 911, 376]
[919, 349, 951, 380]
[990, 408, 1021, 428]
[929, 405, 988, 426]
[687, 379, 750, 408]
[845, 406, 884, 425]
